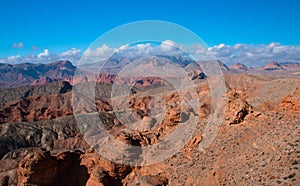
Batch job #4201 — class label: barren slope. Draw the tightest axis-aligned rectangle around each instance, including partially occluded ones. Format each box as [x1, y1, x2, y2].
[0, 74, 299, 186]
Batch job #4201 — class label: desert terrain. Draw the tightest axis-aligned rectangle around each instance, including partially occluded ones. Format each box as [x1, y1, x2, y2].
[0, 60, 299, 186]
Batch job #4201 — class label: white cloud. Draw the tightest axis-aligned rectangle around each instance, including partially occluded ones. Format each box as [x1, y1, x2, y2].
[37, 49, 50, 59]
[268, 42, 281, 48]
[234, 43, 242, 49]
[12, 42, 24, 49]
[125, 43, 153, 56]
[115, 40, 185, 58]
[0, 48, 82, 64]
[161, 40, 178, 51]
[84, 44, 116, 57]
[161, 40, 177, 46]
[214, 43, 225, 49]
[246, 52, 254, 57]
[59, 48, 82, 65]
[208, 42, 300, 67]
[7, 54, 21, 61]
[1, 42, 300, 67]
[61, 48, 81, 57]
[119, 44, 129, 51]
[1, 55, 22, 64]
[80, 44, 117, 64]
[64, 42, 300, 67]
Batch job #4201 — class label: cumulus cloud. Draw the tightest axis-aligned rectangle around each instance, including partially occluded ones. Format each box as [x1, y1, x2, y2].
[60, 48, 82, 65]
[81, 44, 117, 64]
[61, 48, 81, 57]
[161, 40, 178, 51]
[114, 40, 185, 58]
[37, 49, 50, 59]
[116, 43, 154, 58]
[84, 44, 116, 58]
[78, 42, 170, 64]
[12, 42, 24, 49]
[1, 41, 300, 67]
[1, 48, 82, 64]
[119, 44, 130, 51]
[80, 41, 183, 64]
[7, 54, 21, 61]
[207, 42, 300, 67]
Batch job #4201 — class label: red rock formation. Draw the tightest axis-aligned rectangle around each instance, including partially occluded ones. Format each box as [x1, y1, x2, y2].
[225, 91, 259, 125]
[18, 149, 89, 186]
[277, 87, 300, 112]
[17, 148, 132, 186]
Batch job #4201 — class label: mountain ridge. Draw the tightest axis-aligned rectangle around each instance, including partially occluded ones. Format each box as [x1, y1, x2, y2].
[0, 59, 299, 88]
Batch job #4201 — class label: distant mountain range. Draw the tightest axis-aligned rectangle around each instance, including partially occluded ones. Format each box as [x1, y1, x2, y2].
[229, 61, 300, 71]
[0, 59, 299, 88]
[0, 60, 75, 88]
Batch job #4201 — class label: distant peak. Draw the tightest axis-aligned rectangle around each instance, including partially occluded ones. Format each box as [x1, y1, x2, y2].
[229, 63, 250, 71]
[52, 60, 73, 65]
[266, 61, 280, 66]
[263, 61, 282, 70]
[231, 63, 247, 67]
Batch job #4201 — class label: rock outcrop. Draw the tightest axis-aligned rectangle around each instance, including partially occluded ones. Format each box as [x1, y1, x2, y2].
[18, 149, 89, 186]
[225, 92, 255, 124]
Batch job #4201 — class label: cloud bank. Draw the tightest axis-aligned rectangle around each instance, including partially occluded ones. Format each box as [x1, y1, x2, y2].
[0, 48, 82, 65]
[207, 42, 300, 67]
[1, 41, 300, 67]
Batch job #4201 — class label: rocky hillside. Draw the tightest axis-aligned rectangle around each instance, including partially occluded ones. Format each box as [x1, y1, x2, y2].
[0, 60, 76, 88]
[0, 73, 299, 185]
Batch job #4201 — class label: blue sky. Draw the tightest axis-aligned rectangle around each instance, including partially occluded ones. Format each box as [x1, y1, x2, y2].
[1, 0, 300, 63]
